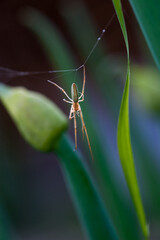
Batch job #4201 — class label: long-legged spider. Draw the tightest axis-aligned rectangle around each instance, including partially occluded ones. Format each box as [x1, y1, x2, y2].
[48, 65, 93, 160]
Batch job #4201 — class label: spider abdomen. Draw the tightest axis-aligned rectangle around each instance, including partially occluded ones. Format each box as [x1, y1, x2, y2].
[73, 102, 79, 111]
[71, 83, 78, 103]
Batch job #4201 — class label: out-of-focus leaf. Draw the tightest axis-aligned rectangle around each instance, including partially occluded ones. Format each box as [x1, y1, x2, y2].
[128, 0, 160, 70]
[0, 204, 11, 240]
[55, 135, 118, 240]
[0, 83, 68, 151]
[132, 65, 160, 113]
[112, 0, 149, 239]
[19, 7, 76, 93]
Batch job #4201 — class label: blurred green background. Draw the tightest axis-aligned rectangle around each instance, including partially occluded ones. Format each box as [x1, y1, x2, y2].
[0, 0, 160, 239]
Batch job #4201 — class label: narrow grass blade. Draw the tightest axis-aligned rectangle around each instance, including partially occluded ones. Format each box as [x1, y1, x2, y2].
[112, 0, 149, 239]
[128, 0, 160, 70]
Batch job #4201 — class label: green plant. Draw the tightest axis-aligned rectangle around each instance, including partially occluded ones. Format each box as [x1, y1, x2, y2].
[112, 0, 148, 239]
[0, 83, 118, 240]
[1, 0, 160, 239]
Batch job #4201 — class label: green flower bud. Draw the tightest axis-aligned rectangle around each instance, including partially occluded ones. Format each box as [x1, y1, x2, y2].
[0, 84, 68, 152]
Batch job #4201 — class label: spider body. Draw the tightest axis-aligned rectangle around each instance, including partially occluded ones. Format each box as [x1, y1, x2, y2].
[71, 84, 80, 113]
[48, 66, 93, 160]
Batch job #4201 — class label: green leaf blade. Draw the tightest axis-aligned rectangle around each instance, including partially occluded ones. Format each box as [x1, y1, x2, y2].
[112, 0, 149, 239]
[128, 0, 160, 70]
[117, 74, 148, 238]
[56, 135, 118, 240]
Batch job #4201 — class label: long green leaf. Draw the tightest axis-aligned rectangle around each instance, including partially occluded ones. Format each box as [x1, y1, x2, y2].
[112, 0, 149, 239]
[128, 0, 160, 70]
[55, 135, 118, 240]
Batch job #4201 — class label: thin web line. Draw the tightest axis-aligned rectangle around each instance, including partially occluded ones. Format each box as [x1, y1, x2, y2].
[83, 13, 115, 66]
[0, 13, 116, 79]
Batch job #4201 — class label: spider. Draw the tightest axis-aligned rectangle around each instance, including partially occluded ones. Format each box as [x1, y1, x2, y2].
[48, 65, 93, 160]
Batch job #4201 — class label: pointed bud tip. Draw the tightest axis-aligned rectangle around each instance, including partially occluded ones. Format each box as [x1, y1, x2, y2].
[0, 84, 68, 152]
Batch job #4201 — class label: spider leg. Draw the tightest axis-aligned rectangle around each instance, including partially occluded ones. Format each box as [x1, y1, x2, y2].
[69, 105, 74, 119]
[78, 65, 85, 100]
[73, 111, 77, 150]
[78, 109, 84, 139]
[79, 96, 84, 102]
[48, 80, 72, 101]
[76, 111, 80, 117]
[78, 92, 84, 101]
[63, 99, 73, 104]
[79, 105, 93, 160]
[69, 106, 77, 149]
